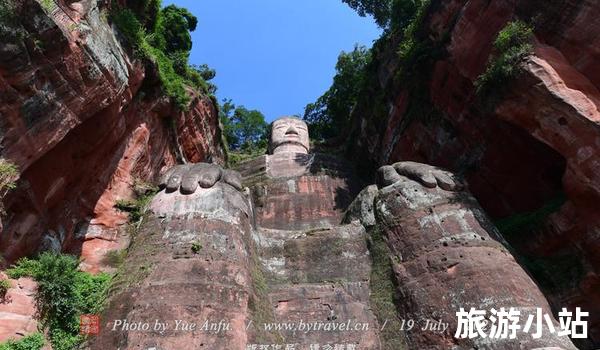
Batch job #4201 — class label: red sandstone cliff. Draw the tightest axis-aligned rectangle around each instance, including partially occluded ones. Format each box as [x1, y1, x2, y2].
[0, 0, 225, 272]
[346, 0, 600, 347]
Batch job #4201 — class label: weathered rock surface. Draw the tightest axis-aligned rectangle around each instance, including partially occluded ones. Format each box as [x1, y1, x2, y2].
[0, 273, 37, 342]
[373, 176, 576, 349]
[242, 153, 380, 349]
[0, 0, 224, 273]
[1, 0, 597, 348]
[342, 184, 378, 228]
[240, 153, 362, 231]
[345, 0, 600, 346]
[89, 182, 254, 349]
[95, 135, 584, 350]
[255, 224, 380, 348]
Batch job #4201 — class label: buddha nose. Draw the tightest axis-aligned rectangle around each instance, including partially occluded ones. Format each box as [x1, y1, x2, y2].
[285, 125, 299, 136]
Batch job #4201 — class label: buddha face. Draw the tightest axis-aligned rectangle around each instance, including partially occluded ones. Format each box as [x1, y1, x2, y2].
[269, 117, 310, 154]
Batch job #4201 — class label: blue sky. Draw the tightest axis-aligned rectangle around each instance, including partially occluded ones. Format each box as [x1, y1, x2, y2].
[165, 0, 381, 122]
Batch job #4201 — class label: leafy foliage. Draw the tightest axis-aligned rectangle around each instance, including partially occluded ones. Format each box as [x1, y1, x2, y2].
[114, 178, 158, 223]
[125, 0, 161, 30]
[153, 5, 197, 53]
[191, 242, 202, 254]
[0, 0, 25, 42]
[115, 193, 156, 224]
[191, 63, 216, 81]
[0, 333, 45, 350]
[395, 0, 433, 76]
[303, 45, 371, 140]
[475, 20, 534, 102]
[494, 193, 581, 292]
[219, 98, 268, 166]
[0, 158, 18, 195]
[39, 0, 55, 13]
[102, 249, 127, 268]
[228, 145, 268, 167]
[6, 253, 111, 350]
[111, 1, 216, 109]
[389, 0, 423, 32]
[0, 279, 10, 299]
[220, 99, 268, 151]
[388, 0, 448, 133]
[341, 0, 423, 30]
[341, 0, 393, 28]
[310, 0, 440, 144]
[0, 0, 16, 27]
[0, 158, 18, 214]
[111, 8, 146, 52]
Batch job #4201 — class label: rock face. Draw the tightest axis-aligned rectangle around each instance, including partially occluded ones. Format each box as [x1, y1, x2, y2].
[1, 1, 597, 349]
[0, 1, 223, 342]
[0, 273, 37, 341]
[346, 0, 600, 346]
[247, 153, 380, 349]
[0, 0, 224, 273]
[98, 146, 577, 349]
[89, 182, 254, 349]
[371, 176, 575, 349]
[239, 153, 362, 231]
[96, 153, 382, 349]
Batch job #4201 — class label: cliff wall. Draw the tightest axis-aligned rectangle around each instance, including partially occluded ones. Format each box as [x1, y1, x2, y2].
[0, 0, 224, 271]
[346, 0, 600, 346]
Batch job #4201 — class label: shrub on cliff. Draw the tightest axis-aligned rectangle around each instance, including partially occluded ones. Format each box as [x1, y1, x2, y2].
[0, 158, 18, 215]
[114, 177, 158, 223]
[0, 333, 45, 350]
[111, 1, 216, 109]
[6, 253, 111, 350]
[125, 0, 161, 31]
[152, 5, 197, 54]
[0, 0, 24, 42]
[342, 0, 393, 28]
[0, 158, 18, 196]
[475, 20, 534, 103]
[341, 0, 423, 30]
[0, 279, 10, 300]
[115, 194, 154, 223]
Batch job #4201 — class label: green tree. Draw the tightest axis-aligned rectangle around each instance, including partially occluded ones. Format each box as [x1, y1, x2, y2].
[303, 45, 371, 140]
[153, 5, 198, 54]
[125, 0, 161, 30]
[219, 99, 239, 147]
[342, 0, 393, 28]
[475, 20, 534, 102]
[111, 2, 217, 108]
[231, 107, 268, 150]
[6, 253, 111, 350]
[219, 100, 268, 150]
[342, 0, 422, 30]
[191, 64, 216, 81]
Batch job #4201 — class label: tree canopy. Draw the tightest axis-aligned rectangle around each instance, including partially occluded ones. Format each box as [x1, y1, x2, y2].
[111, 1, 217, 107]
[342, 0, 393, 28]
[153, 5, 198, 54]
[341, 0, 423, 30]
[220, 99, 268, 151]
[303, 45, 371, 140]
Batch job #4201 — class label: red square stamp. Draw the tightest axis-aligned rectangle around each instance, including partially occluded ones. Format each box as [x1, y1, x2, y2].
[80, 314, 100, 335]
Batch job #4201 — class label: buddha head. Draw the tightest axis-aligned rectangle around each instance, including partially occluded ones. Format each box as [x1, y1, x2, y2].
[269, 116, 310, 154]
